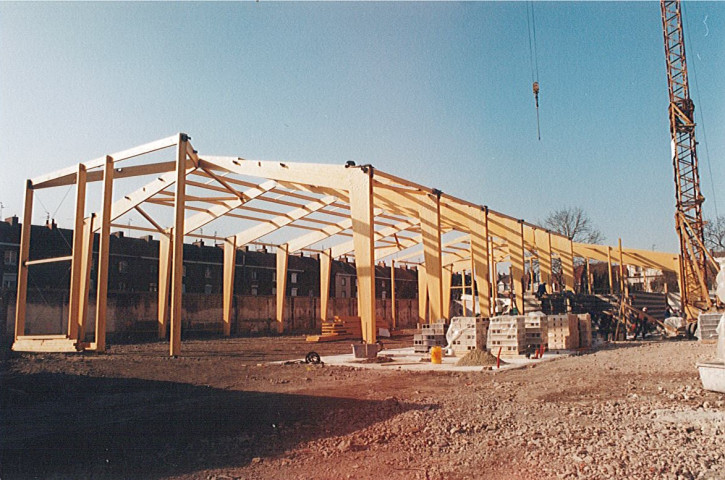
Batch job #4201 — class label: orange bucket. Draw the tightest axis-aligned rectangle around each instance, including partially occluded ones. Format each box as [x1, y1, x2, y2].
[430, 346, 443, 364]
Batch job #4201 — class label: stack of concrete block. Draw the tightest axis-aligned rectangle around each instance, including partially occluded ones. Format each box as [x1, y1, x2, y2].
[449, 316, 490, 356]
[413, 320, 448, 353]
[525, 313, 548, 351]
[578, 313, 592, 349]
[547, 314, 579, 350]
[487, 315, 526, 356]
[698, 313, 722, 342]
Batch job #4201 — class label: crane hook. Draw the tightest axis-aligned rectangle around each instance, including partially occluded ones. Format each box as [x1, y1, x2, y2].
[532, 81, 541, 140]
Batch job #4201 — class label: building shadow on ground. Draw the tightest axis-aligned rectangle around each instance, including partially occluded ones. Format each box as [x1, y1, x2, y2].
[1, 372, 430, 479]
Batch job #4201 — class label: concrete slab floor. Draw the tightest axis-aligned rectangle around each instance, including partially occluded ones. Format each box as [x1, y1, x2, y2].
[272, 346, 573, 372]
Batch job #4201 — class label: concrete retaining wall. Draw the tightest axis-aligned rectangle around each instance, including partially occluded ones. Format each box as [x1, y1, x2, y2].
[1, 291, 419, 339]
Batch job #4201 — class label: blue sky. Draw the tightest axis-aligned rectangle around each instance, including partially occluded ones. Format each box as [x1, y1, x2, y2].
[1, 1, 723, 253]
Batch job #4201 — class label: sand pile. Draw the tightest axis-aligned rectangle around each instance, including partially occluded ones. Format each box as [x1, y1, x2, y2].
[456, 349, 503, 366]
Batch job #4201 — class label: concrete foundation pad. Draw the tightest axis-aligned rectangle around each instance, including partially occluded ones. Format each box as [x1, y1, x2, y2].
[274, 346, 571, 372]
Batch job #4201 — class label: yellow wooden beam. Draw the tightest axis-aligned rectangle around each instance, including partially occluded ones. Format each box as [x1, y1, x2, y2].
[418, 192, 444, 321]
[14, 181, 33, 340]
[276, 244, 289, 333]
[417, 265, 428, 324]
[329, 218, 419, 259]
[31, 134, 180, 189]
[230, 195, 336, 247]
[157, 232, 171, 339]
[77, 215, 95, 343]
[222, 236, 236, 337]
[320, 249, 332, 322]
[442, 265, 453, 319]
[199, 157, 350, 191]
[349, 167, 376, 343]
[390, 260, 397, 329]
[184, 180, 278, 235]
[169, 135, 187, 356]
[94, 156, 114, 351]
[67, 164, 87, 340]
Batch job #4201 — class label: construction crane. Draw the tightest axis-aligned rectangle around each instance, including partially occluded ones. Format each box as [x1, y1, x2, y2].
[660, 0, 715, 321]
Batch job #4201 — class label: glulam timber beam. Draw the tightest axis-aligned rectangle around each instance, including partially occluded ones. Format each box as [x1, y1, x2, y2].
[286, 207, 384, 254]
[328, 218, 420, 259]
[169, 134, 188, 356]
[198, 157, 350, 191]
[320, 249, 332, 322]
[30, 134, 180, 189]
[417, 265, 428, 324]
[222, 237, 236, 336]
[276, 244, 289, 333]
[94, 156, 114, 351]
[157, 232, 172, 339]
[13, 180, 33, 339]
[67, 164, 87, 340]
[229, 195, 337, 247]
[418, 192, 444, 321]
[90, 163, 195, 234]
[348, 166, 376, 343]
[184, 180, 278, 235]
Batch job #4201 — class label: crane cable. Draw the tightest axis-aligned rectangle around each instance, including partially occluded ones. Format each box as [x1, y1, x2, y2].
[526, 0, 541, 140]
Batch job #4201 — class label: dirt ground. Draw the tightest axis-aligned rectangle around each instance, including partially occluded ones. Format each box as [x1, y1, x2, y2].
[1, 332, 724, 480]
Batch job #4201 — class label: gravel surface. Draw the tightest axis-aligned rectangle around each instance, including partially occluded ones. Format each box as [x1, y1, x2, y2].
[1, 335, 723, 480]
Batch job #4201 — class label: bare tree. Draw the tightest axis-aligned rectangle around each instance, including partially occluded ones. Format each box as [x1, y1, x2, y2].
[704, 215, 725, 253]
[541, 207, 604, 244]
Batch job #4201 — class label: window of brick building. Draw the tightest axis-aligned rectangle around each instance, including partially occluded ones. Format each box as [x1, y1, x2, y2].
[118, 260, 128, 274]
[291, 287, 298, 297]
[291, 273, 298, 284]
[4, 250, 18, 266]
[205, 267, 212, 279]
[204, 284, 213, 294]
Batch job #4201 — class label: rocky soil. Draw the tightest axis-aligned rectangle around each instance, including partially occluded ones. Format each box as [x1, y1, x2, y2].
[1, 335, 723, 480]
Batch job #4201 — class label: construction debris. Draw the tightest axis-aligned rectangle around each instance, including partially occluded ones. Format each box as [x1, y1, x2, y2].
[455, 348, 501, 367]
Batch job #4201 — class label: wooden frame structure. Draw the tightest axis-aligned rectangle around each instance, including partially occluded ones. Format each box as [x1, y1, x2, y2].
[12, 134, 681, 355]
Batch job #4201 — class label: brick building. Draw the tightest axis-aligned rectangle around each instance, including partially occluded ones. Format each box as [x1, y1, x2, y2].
[0, 217, 418, 301]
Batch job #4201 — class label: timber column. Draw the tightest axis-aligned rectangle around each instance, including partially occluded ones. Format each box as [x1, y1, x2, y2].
[169, 134, 188, 356]
[349, 165, 376, 343]
[14, 180, 34, 340]
[418, 191, 444, 321]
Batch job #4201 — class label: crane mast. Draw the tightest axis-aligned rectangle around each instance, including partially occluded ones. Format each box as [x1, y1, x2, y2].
[661, 0, 711, 318]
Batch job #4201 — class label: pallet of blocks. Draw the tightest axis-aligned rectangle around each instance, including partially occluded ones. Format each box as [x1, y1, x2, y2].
[306, 316, 362, 342]
[486, 315, 526, 356]
[578, 313, 592, 349]
[525, 313, 548, 351]
[449, 317, 490, 356]
[413, 320, 448, 353]
[547, 314, 579, 350]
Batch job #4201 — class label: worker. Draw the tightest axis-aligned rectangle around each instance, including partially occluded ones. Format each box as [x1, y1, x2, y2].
[536, 282, 547, 299]
[635, 307, 648, 340]
[509, 292, 519, 315]
[599, 314, 612, 342]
